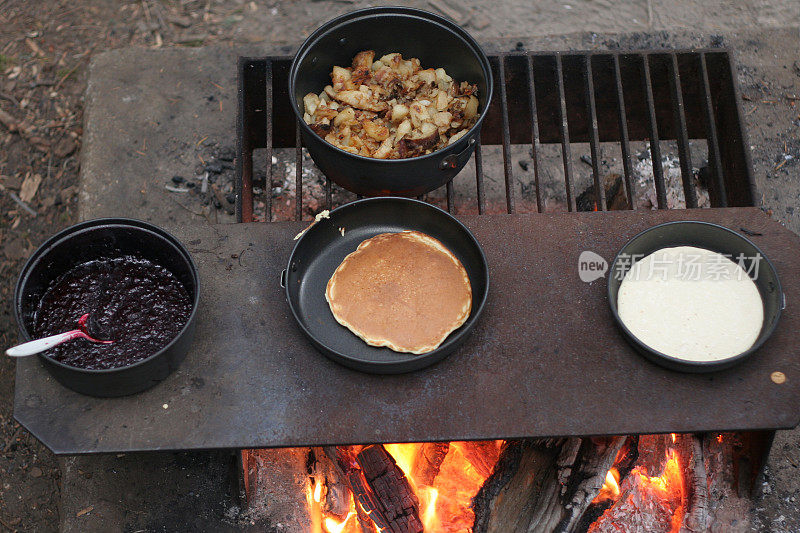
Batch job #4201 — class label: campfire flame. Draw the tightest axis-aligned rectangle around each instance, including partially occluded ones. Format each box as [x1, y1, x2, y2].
[308, 436, 693, 532]
[593, 468, 621, 503]
[309, 441, 501, 533]
[592, 444, 685, 533]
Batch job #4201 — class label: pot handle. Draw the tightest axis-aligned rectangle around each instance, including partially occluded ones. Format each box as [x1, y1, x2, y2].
[280, 269, 287, 288]
[439, 137, 476, 170]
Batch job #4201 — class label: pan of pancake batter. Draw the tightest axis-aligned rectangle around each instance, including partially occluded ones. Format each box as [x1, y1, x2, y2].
[608, 221, 783, 373]
[284, 197, 489, 373]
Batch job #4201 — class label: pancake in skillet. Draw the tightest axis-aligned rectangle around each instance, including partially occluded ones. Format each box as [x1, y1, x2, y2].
[326, 231, 472, 354]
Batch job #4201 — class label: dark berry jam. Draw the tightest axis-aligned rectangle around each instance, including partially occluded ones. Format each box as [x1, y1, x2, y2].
[34, 256, 192, 370]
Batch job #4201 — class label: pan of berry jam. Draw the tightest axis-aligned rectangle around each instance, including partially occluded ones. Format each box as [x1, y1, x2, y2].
[13, 218, 199, 397]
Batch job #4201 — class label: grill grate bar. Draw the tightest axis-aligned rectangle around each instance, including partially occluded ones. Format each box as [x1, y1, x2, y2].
[264, 62, 274, 222]
[667, 54, 698, 208]
[612, 54, 635, 210]
[699, 53, 728, 207]
[584, 56, 606, 211]
[295, 123, 303, 221]
[642, 55, 667, 209]
[237, 49, 756, 221]
[555, 54, 576, 212]
[497, 56, 516, 214]
[526, 56, 543, 213]
[239, 140, 254, 223]
[236, 60, 253, 223]
[474, 136, 486, 214]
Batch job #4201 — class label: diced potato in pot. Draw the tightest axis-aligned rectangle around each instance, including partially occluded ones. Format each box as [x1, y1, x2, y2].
[305, 50, 480, 158]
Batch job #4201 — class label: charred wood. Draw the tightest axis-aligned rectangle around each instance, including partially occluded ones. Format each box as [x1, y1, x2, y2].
[312, 447, 350, 519]
[411, 442, 450, 487]
[588, 466, 679, 533]
[472, 436, 624, 533]
[456, 440, 503, 478]
[357, 445, 423, 533]
[675, 434, 709, 533]
[576, 173, 629, 212]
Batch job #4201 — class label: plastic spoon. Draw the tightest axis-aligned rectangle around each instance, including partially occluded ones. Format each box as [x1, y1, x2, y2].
[5, 313, 114, 357]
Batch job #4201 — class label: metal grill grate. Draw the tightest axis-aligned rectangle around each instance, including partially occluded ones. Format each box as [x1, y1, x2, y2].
[236, 49, 754, 222]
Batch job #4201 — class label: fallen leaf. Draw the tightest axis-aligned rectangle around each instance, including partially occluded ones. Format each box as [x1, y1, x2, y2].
[3, 238, 27, 260]
[53, 136, 77, 158]
[59, 185, 77, 203]
[76, 506, 93, 517]
[19, 173, 42, 202]
[26, 135, 50, 152]
[1, 173, 23, 189]
[29, 466, 42, 478]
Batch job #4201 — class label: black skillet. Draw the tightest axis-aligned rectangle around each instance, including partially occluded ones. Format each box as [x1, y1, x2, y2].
[284, 197, 489, 374]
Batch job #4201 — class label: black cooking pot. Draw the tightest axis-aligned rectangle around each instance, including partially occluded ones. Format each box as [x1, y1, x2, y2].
[289, 7, 493, 197]
[13, 218, 200, 397]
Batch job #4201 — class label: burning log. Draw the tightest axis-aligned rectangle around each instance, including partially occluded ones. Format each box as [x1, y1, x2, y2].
[674, 434, 709, 533]
[576, 173, 629, 212]
[455, 440, 502, 478]
[588, 463, 681, 533]
[701, 433, 752, 529]
[411, 442, 449, 487]
[589, 434, 714, 532]
[472, 436, 625, 533]
[323, 445, 423, 533]
[239, 448, 315, 530]
[357, 445, 424, 533]
[311, 447, 351, 519]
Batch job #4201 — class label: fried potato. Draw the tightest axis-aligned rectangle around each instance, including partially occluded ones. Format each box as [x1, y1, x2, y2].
[302, 50, 479, 159]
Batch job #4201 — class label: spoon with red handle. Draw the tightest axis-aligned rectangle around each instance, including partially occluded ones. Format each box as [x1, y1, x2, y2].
[5, 313, 114, 357]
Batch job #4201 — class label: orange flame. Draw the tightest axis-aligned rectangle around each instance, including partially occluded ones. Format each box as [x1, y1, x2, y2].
[593, 467, 621, 503]
[635, 449, 684, 533]
[593, 445, 685, 532]
[324, 511, 355, 533]
[307, 477, 324, 533]
[313, 442, 501, 532]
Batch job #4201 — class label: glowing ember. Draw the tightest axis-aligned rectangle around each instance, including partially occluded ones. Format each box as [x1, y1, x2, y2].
[324, 511, 356, 533]
[591, 448, 685, 533]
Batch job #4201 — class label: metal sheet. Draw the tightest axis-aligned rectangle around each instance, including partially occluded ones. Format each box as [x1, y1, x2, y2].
[14, 207, 800, 454]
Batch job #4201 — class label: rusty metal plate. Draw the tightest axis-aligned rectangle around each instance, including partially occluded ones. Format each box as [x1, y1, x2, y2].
[14, 207, 800, 454]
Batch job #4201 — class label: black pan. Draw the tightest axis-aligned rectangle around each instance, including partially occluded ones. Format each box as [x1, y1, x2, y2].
[289, 7, 493, 197]
[284, 198, 489, 373]
[608, 221, 783, 373]
[14, 218, 200, 397]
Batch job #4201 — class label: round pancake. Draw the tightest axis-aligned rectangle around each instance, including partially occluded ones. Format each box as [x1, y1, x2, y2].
[326, 231, 472, 354]
[617, 246, 763, 361]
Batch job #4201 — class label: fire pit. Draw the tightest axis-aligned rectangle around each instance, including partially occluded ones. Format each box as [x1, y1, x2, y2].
[231, 47, 793, 531]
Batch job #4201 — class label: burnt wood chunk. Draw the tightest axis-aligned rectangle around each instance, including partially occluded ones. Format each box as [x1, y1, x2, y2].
[312, 447, 350, 519]
[675, 434, 709, 533]
[576, 173, 629, 212]
[458, 440, 503, 479]
[411, 442, 450, 487]
[472, 437, 625, 533]
[357, 445, 423, 533]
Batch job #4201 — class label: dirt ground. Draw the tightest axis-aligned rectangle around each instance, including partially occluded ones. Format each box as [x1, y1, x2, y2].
[1, 0, 799, 531]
